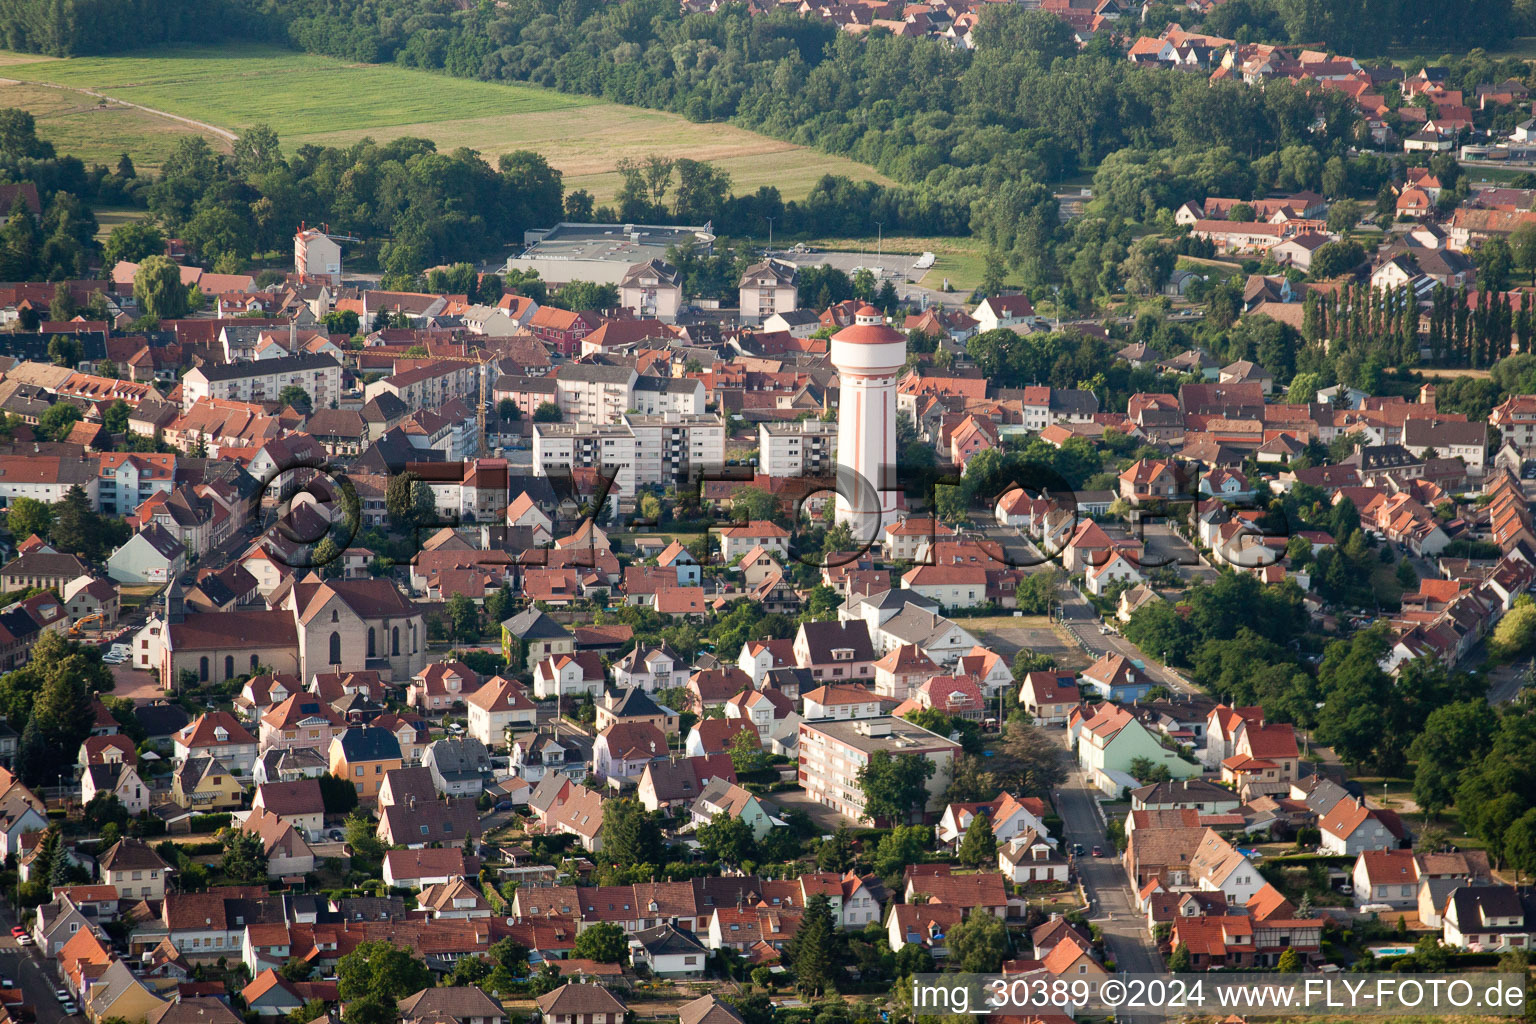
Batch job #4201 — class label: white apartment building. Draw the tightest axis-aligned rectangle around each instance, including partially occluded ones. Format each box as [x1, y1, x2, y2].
[534, 415, 725, 497]
[632, 375, 705, 416]
[363, 360, 478, 411]
[181, 354, 343, 413]
[622, 413, 724, 488]
[796, 716, 961, 825]
[554, 364, 638, 424]
[759, 419, 837, 478]
[95, 453, 177, 517]
[533, 422, 639, 498]
[739, 259, 799, 325]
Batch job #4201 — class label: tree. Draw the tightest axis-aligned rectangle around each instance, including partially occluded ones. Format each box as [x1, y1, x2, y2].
[50, 485, 102, 559]
[133, 255, 191, 320]
[532, 402, 562, 423]
[102, 399, 130, 435]
[947, 911, 1009, 972]
[855, 750, 936, 824]
[698, 813, 756, 866]
[386, 470, 422, 528]
[1506, 808, 1536, 880]
[727, 727, 767, 773]
[872, 824, 929, 879]
[279, 958, 315, 983]
[788, 894, 837, 995]
[1277, 947, 1302, 972]
[956, 810, 996, 867]
[557, 281, 618, 311]
[1309, 241, 1368, 283]
[219, 827, 268, 883]
[497, 398, 518, 421]
[1168, 942, 1192, 972]
[816, 825, 856, 872]
[6, 497, 52, 543]
[336, 939, 433, 1002]
[994, 720, 1069, 794]
[49, 281, 76, 322]
[317, 773, 359, 815]
[278, 385, 314, 416]
[598, 797, 663, 866]
[1326, 199, 1363, 233]
[572, 922, 628, 964]
[323, 309, 361, 336]
[343, 810, 383, 862]
[446, 594, 480, 641]
[35, 403, 81, 444]
[103, 222, 165, 269]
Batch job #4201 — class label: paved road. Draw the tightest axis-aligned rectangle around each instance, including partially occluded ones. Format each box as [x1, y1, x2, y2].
[1054, 770, 1162, 1018]
[1055, 588, 1197, 697]
[0, 903, 74, 1024]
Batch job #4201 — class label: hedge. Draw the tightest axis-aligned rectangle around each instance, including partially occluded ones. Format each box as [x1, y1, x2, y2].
[190, 813, 232, 832]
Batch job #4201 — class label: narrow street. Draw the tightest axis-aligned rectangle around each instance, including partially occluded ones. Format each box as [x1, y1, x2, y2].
[1055, 771, 1162, 1024]
[0, 900, 72, 1024]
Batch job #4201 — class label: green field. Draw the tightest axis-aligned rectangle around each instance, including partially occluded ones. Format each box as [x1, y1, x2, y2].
[0, 44, 891, 202]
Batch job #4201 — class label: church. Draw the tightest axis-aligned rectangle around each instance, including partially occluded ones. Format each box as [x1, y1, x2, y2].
[136, 575, 426, 689]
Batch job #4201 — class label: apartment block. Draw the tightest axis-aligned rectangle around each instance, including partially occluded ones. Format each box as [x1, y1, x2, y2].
[759, 420, 837, 478]
[181, 354, 343, 412]
[796, 716, 961, 825]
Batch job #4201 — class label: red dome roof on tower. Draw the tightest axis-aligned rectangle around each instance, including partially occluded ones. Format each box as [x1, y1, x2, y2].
[833, 306, 906, 346]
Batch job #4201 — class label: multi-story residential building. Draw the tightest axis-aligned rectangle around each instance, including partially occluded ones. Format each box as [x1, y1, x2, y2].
[533, 422, 638, 498]
[180, 354, 343, 412]
[555, 364, 638, 424]
[0, 455, 100, 510]
[759, 420, 837, 478]
[619, 259, 683, 322]
[622, 413, 724, 488]
[631, 376, 705, 416]
[796, 716, 960, 824]
[363, 360, 478, 412]
[738, 259, 799, 324]
[95, 453, 176, 517]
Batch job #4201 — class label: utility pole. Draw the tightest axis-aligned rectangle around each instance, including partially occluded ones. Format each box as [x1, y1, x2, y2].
[876, 223, 883, 267]
[764, 216, 774, 254]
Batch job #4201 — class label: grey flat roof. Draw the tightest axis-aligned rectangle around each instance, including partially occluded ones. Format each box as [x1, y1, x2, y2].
[519, 222, 714, 264]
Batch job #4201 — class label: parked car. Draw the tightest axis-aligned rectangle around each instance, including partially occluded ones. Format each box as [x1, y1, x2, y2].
[1071, 843, 1084, 856]
[9, 927, 24, 940]
[1091, 845, 1104, 857]
[495, 800, 513, 812]
[53, 990, 69, 1002]
[13, 933, 31, 946]
[61, 1002, 77, 1016]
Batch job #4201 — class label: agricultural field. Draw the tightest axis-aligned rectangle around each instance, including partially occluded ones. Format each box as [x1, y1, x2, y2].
[0, 44, 890, 202]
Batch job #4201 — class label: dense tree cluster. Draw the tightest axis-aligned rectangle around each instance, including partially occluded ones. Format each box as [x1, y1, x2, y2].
[0, 0, 249, 55]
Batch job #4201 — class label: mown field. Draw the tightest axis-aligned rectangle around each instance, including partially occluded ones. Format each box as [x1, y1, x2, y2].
[0, 44, 891, 202]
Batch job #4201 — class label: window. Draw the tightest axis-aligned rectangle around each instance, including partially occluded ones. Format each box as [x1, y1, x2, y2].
[250, 655, 259, 672]
[355, 767, 364, 777]
[420, 825, 430, 835]
[225, 655, 234, 680]
[368, 628, 376, 658]
[199, 657, 209, 682]
[329, 631, 342, 665]
[392, 627, 400, 656]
